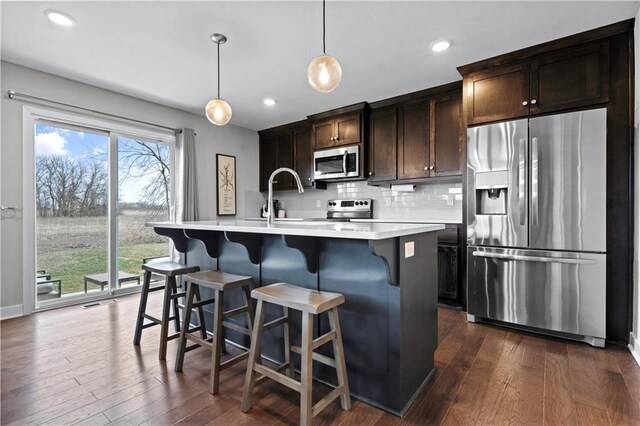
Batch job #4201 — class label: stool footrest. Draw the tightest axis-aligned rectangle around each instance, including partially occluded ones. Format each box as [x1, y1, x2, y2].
[170, 291, 186, 300]
[254, 363, 301, 393]
[192, 298, 215, 308]
[255, 362, 292, 386]
[142, 314, 162, 325]
[186, 334, 213, 348]
[312, 386, 344, 418]
[167, 332, 181, 342]
[263, 316, 288, 331]
[312, 330, 336, 350]
[223, 305, 249, 319]
[185, 344, 201, 353]
[222, 320, 252, 336]
[291, 345, 337, 368]
[148, 285, 165, 292]
[220, 351, 250, 370]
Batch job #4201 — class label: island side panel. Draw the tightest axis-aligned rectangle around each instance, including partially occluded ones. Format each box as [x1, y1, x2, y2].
[316, 238, 403, 413]
[260, 235, 318, 365]
[399, 232, 438, 410]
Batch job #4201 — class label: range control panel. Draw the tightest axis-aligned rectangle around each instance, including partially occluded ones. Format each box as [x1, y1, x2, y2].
[326, 199, 372, 219]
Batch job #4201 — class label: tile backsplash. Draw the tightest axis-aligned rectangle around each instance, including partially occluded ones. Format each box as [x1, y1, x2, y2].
[245, 180, 463, 222]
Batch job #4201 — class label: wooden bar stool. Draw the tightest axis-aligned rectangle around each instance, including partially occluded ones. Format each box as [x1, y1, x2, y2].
[174, 270, 255, 395]
[132, 260, 200, 360]
[241, 283, 351, 426]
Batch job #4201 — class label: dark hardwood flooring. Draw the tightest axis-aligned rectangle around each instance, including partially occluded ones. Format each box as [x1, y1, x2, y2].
[2, 292, 640, 425]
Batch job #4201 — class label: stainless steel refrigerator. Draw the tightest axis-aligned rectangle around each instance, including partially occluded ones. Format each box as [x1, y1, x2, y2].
[466, 108, 607, 347]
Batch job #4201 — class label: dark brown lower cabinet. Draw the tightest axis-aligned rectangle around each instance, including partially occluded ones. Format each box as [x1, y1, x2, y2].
[438, 244, 461, 304]
[437, 225, 464, 307]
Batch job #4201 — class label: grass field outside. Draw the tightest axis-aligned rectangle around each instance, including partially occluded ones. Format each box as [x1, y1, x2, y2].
[37, 209, 169, 296]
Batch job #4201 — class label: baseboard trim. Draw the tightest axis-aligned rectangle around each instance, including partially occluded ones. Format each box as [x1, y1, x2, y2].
[628, 332, 640, 367]
[0, 304, 24, 320]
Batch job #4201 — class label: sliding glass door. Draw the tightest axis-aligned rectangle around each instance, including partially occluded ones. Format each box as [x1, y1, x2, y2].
[35, 123, 110, 302]
[116, 136, 172, 291]
[33, 116, 174, 309]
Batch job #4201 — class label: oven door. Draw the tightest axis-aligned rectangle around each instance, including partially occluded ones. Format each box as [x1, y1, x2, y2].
[314, 146, 359, 180]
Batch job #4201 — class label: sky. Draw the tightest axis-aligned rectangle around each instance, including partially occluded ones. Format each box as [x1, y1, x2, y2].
[35, 123, 169, 204]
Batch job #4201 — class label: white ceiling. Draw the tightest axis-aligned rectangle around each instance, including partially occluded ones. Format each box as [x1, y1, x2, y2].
[2, 1, 638, 131]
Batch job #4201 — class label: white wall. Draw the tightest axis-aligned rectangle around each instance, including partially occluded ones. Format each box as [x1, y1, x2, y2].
[630, 7, 640, 362]
[0, 61, 258, 314]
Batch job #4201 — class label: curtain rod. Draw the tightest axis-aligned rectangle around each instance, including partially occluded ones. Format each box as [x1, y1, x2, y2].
[7, 90, 185, 134]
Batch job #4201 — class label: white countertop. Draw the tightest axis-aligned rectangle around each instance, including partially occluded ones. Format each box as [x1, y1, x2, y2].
[244, 217, 462, 224]
[146, 220, 445, 240]
[351, 218, 462, 224]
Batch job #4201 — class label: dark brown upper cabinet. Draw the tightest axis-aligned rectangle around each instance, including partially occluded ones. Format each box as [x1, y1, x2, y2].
[368, 84, 463, 185]
[463, 62, 530, 125]
[397, 102, 430, 180]
[430, 93, 463, 177]
[529, 41, 609, 115]
[293, 126, 313, 188]
[312, 119, 336, 150]
[312, 112, 362, 149]
[461, 39, 610, 126]
[368, 107, 397, 183]
[258, 124, 302, 191]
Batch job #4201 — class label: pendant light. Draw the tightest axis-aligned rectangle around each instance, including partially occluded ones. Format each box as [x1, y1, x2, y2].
[205, 33, 232, 126]
[307, 0, 342, 93]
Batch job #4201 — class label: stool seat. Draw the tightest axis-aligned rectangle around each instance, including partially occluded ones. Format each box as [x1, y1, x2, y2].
[142, 260, 199, 277]
[251, 283, 345, 314]
[186, 270, 253, 291]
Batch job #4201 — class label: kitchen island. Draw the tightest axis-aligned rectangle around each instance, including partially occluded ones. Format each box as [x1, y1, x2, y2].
[147, 220, 444, 415]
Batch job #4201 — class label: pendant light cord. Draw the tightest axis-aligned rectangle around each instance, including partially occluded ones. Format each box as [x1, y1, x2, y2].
[217, 42, 221, 99]
[322, 0, 326, 55]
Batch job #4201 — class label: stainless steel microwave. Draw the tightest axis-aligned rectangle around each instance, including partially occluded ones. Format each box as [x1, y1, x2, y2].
[313, 145, 359, 180]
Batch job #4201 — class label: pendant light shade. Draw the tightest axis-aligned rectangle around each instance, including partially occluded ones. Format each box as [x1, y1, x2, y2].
[205, 99, 232, 126]
[307, 54, 342, 93]
[308, 0, 342, 93]
[206, 33, 232, 126]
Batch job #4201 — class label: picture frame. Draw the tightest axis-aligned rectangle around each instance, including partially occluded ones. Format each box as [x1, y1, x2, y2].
[216, 154, 237, 216]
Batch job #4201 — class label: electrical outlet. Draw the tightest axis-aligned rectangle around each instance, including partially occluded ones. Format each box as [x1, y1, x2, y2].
[404, 241, 415, 258]
[447, 197, 455, 206]
[316, 200, 321, 208]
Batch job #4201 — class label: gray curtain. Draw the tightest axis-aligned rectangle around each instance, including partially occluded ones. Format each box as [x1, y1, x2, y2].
[173, 128, 198, 263]
[176, 128, 199, 221]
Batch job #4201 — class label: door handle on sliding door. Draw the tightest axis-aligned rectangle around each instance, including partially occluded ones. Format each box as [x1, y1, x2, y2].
[472, 251, 597, 265]
[531, 136, 539, 226]
[518, 138, 526, 225]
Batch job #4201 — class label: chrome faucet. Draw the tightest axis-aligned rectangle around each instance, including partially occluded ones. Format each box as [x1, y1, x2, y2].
[267, 168, 304, 224]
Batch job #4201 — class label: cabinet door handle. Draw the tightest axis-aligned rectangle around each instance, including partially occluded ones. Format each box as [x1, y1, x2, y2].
[273, 180, 278, 184]
[522, 100, 529, 106]
[329, 136, 334, 141]
[335, 136, 339, 141]
[424, 166, 429, 171]
[530, 99, 537, 105]
[308, 177, 311, 181]
[369, 171, 374, 176]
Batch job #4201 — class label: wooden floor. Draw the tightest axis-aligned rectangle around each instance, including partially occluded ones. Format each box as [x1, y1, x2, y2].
[2, 293, 640, 426]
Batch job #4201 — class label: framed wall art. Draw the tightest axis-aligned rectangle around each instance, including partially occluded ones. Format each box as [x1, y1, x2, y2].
[216, 154, 236, 216]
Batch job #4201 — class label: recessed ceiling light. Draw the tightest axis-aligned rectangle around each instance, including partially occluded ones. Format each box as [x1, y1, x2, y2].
[45, 10, 75, 27]
[431, 40, 451, 52]
[263, 98, 277, 106]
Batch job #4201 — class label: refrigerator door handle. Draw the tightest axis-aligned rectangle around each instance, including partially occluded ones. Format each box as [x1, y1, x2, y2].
[518, 138, 526, 225]
[531, 136, 539, 226]
[472, 251, 597, 265]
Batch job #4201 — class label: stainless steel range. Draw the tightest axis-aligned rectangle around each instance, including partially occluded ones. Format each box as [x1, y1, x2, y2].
[466, 108, 607, 347]
[326, 199, 372, 220]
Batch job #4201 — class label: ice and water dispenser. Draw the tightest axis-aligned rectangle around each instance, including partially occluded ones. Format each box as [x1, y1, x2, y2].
[475, 170, 508, 215]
